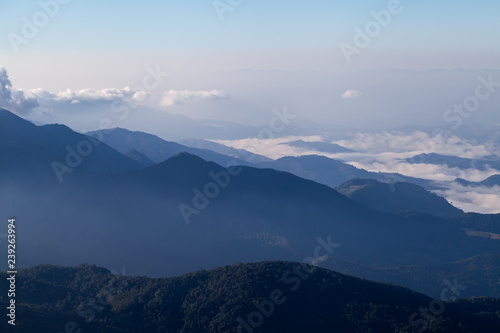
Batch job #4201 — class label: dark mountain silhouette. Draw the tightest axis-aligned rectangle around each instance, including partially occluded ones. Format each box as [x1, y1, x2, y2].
[456, 174, 500, 187]
[337, 178, 464, 218]
[1, 262, 499, 333]
[279, 139, 354, 153]
[0, 108, 142, 183]
[407, 153, 500, 171]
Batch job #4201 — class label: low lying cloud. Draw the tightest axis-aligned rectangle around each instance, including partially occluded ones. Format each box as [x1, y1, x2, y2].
[0, 66, 38, 115]
[161, 90, 227, 106]
[342, 90, 362, 99]
[433, 184, 500, 214]
[333, 130, 497, 158]
[215, 136, 323, 160]
[349, 159, 499, 182]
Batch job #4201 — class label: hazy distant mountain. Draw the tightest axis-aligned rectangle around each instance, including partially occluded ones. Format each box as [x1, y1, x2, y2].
[278, 140, 354, 153]
[1, 262, 499, 333]
[337, 178, 464, 218]
[86, 127, 250, 167]
[259, 155, 434, 188]
[259, 155, 371, 187]
[180, 138, 272, 163]
[407, 153, 500, 171]
[456, 174, 500, 187]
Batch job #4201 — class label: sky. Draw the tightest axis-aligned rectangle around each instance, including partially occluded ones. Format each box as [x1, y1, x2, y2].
[0, 0, 500, 128]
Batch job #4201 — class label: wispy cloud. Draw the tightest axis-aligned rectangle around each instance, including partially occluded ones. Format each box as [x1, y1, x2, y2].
[341, 90, 362, 99]
[161, 90, 227, 106]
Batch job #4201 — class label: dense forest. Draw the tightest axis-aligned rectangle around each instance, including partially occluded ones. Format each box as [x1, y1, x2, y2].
[1, 262, 499, 332]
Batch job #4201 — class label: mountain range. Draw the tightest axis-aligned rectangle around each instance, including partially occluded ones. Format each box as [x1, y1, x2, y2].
[0, 108, 499, 305]
[89, 126, 435, 189]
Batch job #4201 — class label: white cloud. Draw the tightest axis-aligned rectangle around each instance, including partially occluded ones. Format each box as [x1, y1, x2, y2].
[0, 66, 155, 113]
[31, 86, 149, 105]
[161, 90, 226, 106]
[348, 159, 499, 182]
[327, 130, 500, 182]
[433, 184, 500, 214]
[215, 136, 323, 160]
[342, 90, 362, 99]
[0, 65, 38, 115]
[332, 130, 497, 158]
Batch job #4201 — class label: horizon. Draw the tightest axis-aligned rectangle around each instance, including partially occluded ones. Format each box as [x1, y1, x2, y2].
[1, 1, 499, 129]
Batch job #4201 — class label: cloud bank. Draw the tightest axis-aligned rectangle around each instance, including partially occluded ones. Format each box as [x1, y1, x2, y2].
[31, 87, 149, 105]
[433, 184, 500, 214]
[161, 90, 227, 106]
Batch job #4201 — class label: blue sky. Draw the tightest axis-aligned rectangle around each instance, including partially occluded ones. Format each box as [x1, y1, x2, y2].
[2, 0, 499, 53]
[0, 0, 499, 128]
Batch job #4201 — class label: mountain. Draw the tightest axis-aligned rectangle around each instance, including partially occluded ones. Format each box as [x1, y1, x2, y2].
[1, 262, 499, 333]
[259, 155, 433, 189]
[3, 151, 499, 278]
[0, 108, 143, 183]
[452, 213, 500, 234]
[89, 128, 435, 191]
[180, 138, 272, 164]
[123, 149, 155, 166]
[259, 155, 371, 187]
[456, 174, 500, 187]
[1, 110, 499, 293]
[407, 153, 500, 171]
[86, 127, 250, 167]
[337, 178, 464, 218]
[279, 139, 354, 153]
